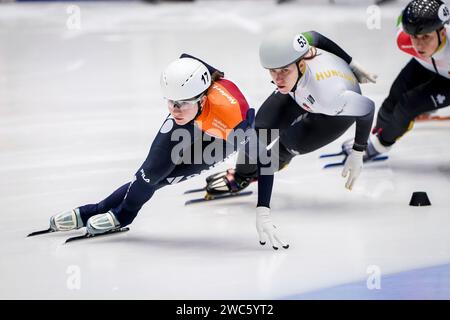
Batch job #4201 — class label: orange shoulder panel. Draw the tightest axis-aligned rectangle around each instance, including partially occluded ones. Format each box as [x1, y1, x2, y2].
[195, 79, 249, 140]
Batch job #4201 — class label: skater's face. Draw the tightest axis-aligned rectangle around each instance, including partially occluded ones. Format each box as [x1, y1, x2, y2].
[268, 60, 305, 94]
[410, 29, 446, 58]
[168, 95, 206, 125]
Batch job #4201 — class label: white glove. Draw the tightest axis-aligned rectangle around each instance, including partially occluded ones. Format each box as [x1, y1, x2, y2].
[256, 206, 289, 250]
[342, 149, 364, 190]
[349, 60, 378, 84]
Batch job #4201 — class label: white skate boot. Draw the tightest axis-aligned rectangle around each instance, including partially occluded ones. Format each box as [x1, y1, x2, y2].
[86, 211, 120, 235]
[49, 208, 84, 231]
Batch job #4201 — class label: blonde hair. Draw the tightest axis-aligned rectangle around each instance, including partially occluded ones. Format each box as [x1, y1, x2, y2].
[303, 47, 319, 61]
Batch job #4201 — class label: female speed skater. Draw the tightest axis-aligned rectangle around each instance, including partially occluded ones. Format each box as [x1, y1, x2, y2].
[205, 29, 377, 250]
[40, 54, 255, 237]
[344, 0, 450, 160]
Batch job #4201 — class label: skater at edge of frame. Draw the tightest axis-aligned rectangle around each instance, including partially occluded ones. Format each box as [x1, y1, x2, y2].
[45, 54, 257, 238]
[206, 29, 377, 249]
[342, 0, 450, 158]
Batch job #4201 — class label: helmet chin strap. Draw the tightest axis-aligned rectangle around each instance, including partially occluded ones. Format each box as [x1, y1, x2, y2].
[290, 61, 303, 93]
[437, 29, 442, 47]
[193, 100, 204, 121]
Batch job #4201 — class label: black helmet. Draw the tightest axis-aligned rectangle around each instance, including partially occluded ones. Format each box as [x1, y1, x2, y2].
[402, 0, 450, 35]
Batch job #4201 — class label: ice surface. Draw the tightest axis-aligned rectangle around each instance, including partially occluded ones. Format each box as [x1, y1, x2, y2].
[0, 0, 449, 299]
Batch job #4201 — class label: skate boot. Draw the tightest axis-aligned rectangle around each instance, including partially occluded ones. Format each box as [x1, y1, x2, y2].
[50, 208, 84, 232]
[206, 169, 257, 195]
[205, 170, 228, 184]
[341, 136, 390, 162]
[86, 211, 121, 235]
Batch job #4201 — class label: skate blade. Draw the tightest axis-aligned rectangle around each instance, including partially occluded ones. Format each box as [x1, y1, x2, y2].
[27, 228, 55, 237]
[65, 227, 130, 244]
[185, 191, 253, 205]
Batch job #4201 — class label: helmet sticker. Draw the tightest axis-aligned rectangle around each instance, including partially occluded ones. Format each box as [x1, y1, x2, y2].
[293, 34, 308, 53]
[438, 4, 450, 22]
[201, 71, 209, 85]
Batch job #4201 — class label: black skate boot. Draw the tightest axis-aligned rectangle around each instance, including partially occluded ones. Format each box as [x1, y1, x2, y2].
[205, 169, 257, 195]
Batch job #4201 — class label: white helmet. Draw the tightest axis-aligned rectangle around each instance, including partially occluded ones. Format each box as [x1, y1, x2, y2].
[160, 58, 211, 101]
[259, 29, 310, 69]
